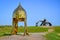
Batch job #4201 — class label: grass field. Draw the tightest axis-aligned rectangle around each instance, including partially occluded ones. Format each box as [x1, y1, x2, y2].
[45, 26, 60, 40]
[0, 26, 60, 40]
[0, 26, 48, 36]
[45, 32, 60, 40]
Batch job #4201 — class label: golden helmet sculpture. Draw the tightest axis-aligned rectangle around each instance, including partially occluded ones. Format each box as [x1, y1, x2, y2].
[12, 3, 29, 36]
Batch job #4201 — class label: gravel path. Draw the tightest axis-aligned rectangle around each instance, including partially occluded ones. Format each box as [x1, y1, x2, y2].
[0, 33, 46, 40]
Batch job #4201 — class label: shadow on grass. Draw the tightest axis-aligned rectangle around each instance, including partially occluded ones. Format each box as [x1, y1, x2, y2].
[2, 33, 23, 37]
[3, 34, 12, 36]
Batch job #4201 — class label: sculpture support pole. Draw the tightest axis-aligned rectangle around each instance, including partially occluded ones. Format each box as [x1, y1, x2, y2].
[24, 19, 29, 36]
[15, 21, 18, 34]
[12, 19, 18, 35]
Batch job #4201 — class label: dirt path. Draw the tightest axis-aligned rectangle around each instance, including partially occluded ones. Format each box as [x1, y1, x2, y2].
[0, 33, 46, 40]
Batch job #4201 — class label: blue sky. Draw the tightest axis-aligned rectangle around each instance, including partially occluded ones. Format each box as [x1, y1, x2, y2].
[0, 0, 60, 26]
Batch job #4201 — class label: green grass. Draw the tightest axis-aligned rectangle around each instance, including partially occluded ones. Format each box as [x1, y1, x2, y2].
[45, 32, 60, 40]
[0, 26, 48, 37]
[53, 26, 60, 33]
[18, 26, 48, 33]
[45, 26, 60, 40]
[27, 26, 48, 33]
[0, 26, 60, 40]
[0, 26, 12, 37]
